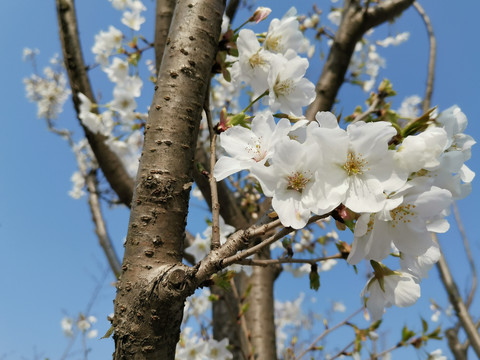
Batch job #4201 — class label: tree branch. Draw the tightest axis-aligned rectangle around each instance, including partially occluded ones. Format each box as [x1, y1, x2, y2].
[85, 170, 122, 278]
[235, 253, 343, 267]
[434, 234, 480, 358]
[413, 1, 436, 113]
[113, 0, 226, 358]
[296, 307, 363, 360]
[452, 202, 478, 309]
[305, 0, 414, 118]
[56, 0, 134, 207]
[225, 0, 240, 22]
[154, 0, 176, 74]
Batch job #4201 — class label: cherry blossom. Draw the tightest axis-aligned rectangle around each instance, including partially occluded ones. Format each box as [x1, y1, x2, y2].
[214, 111, 291, 180]
[267, 50, 316, 116]
[348, 179, 452, 264]
[361, 265, 421, 321]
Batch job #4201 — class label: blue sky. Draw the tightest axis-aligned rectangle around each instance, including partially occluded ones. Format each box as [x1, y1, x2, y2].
[1, 0, 479, 359]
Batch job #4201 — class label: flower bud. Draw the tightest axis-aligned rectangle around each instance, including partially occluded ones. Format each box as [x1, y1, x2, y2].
[249, 7, 272, 24]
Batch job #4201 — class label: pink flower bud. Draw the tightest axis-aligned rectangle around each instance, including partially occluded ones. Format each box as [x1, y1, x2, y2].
[249, 7, 272, 24]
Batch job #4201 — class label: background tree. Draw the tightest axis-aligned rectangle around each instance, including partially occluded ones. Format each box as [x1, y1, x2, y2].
[1, 2, 478, 358]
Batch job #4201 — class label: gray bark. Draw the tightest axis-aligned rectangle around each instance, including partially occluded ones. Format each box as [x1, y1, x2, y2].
[113, 0, 226, 358]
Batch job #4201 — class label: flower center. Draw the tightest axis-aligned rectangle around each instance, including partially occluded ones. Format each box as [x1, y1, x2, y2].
[274, 79, 294, 97]
[286, 171, 311, 193]
[249, 51, 266, 69]
[390, 204, 416, 227]
[265, 35, 282, 52]
[245, 137, 266, 162]
[343, 151, 368, 176]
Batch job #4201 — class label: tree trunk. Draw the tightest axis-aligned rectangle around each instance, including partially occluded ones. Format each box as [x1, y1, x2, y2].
[113, 1, 225, 358]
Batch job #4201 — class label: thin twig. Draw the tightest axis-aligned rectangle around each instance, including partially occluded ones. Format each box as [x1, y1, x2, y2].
[204, 84, 221, 250]
[413, 1, 436, 113]
[351, 94, 383, 123]
[235, 253, 343, 267]
[434, 233, 480, 357]
[209, 132, 221, 250]
[329, 340, 355, 359]
[296, 307, 363, 360]
[452, 202, 477, 309]
[222, 215, 327, 267]
[85, 170, 122, 278]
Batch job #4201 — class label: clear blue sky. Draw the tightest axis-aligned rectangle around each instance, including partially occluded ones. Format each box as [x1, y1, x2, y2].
[1, 0, 479, 359]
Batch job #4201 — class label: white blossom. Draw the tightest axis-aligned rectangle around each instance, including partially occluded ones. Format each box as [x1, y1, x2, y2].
[230, 29, 273, 97]
[265, 9, 310, 54]
[267, 50, 316, 116]
[214, 112, 292, 180]
[362, 269, 421, 321]
[348, 178, 451, 264]
[92, 26, 123, 66]
[69, 171, 86, 199]
[376, 32, 410, 47]
[23, 66, 70, 119]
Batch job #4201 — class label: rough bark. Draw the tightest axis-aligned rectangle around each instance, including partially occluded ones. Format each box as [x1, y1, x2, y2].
[56, 0, 135, 207]
[244, 248, 278, 360]
[305, 0, 415, 118]
[112, 0, 226, 358]
[152, 3, 252, 357]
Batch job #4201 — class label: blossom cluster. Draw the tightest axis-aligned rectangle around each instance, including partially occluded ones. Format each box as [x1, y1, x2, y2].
[23, 51, 70, 120]
[175, 328, 232, 360]
[229, 9, 314, 116]
[213, 9, 475, 320]
[61, 314, 98, 339]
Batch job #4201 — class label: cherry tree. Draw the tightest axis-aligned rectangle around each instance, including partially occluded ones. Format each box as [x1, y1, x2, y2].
[23, 0, 477, 359]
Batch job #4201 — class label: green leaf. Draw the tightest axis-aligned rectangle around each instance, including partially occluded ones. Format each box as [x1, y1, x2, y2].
[309, 264, 320, 291]
[401, 325, 415, 343]
[101, 325, 114, 339]
[240, 302, 250, 316]
[421, 317, 428, 333]
[427, 326, 442, 340]
[212, 271, 235, 290]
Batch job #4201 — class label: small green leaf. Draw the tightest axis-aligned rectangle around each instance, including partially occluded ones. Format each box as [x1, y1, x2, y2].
[309, 264, 320, 291]
[421, 317, 428, 333]
[401, 325, 415, 342]
[101, 325, 114, 339]
[427, 326, 442, 340]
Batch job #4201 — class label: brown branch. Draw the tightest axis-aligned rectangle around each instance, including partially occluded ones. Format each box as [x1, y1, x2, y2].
[229, 278, 254, 359]
[413, 1, 436, 113]
[113, 0, 226, 357]
[244, 246, 279, 360]
[209, 133, 221, 250]
[235, 253, 343, 267]
[351, 93, 384, 123]
[305, 0, 415, 118]
[56, 0, 134, 207]
[154, 0, 176, 74]
[434, 233, 480, 358]
[221, 215, 326, 269]
[452, 202, 477, 309]
[225, 0, 240, 21]
[85, 170, 122, 278]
